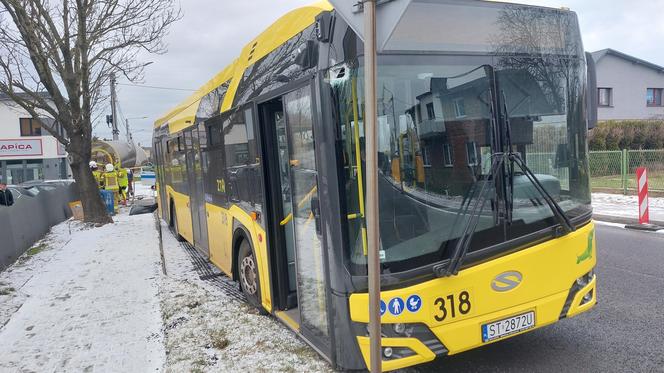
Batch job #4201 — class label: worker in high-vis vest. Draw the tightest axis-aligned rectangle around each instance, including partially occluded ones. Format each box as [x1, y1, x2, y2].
[89, 161, 103, 188]
[103, 163, 120, 211]
[116, 163, 129, 205]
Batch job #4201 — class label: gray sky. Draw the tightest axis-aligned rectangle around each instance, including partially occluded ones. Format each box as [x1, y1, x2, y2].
[96, 0, 664, 146]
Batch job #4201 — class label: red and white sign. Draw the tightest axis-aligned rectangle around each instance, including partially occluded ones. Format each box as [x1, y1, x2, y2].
[637, 167, 649, 224]
[0, 138, 43, 157]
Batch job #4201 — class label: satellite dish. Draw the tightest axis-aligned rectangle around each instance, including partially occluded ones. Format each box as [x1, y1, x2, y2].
[327, 0, 412, 52]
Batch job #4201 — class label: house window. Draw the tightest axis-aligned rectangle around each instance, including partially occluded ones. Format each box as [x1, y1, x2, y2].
[20, 118, 42, 136]
[466, 141, 478, 166]
[422, 147, 431, 167]
[454, 98, 466, 118]
[646, 88, 663, 107]
[443, 143, 453, 167]
[598, 88, 612, 107]
[426, 102, 435, 120]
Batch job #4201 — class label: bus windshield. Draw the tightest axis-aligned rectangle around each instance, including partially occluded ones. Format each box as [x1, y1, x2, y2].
[329, 52, 591, 275]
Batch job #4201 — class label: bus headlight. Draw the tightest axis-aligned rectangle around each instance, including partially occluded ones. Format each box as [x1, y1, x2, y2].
[575, 269, 594, 287]
[383, 347, 393, 358]
[393, 323, 406, 335]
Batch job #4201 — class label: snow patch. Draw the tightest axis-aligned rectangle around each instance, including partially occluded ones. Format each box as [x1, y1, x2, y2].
[592, 193, 664, 222]
[0, 211, 165, 372]
[159, 221, 333, 372]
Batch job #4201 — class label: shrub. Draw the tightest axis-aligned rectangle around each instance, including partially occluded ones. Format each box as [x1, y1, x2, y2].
[589, 120, 664, 150]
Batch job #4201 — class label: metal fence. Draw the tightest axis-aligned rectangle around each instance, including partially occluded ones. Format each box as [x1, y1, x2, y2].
[0, 183, 78, 270]
[589, 149, 664, 194]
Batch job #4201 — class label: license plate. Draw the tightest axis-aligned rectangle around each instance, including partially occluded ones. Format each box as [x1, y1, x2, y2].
[481, 311, 535, 342]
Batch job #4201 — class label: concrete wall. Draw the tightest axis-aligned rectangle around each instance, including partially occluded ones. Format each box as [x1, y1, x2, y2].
[0, 183, 78, 269]
[596, 54, 664, 120]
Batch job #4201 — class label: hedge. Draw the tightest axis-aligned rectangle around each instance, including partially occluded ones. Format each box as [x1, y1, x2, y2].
[588, 120, 664, 150]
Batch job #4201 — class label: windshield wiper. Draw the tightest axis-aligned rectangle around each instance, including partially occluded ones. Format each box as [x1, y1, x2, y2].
[433, 153, 506, 277]
[433, 85, 576, 278]
[499, 90, 574, 234]
[509, 153, 575, 233]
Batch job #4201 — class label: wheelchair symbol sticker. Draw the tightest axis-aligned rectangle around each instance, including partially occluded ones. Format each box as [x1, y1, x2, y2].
[406, 295, 422, 313]
[380, 300, 386, 316]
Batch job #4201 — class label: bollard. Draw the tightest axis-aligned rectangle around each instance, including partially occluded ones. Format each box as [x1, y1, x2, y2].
[636, 167, 648, 224]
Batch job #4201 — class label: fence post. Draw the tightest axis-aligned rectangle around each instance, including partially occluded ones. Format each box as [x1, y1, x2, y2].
[621, 149, 628, 195]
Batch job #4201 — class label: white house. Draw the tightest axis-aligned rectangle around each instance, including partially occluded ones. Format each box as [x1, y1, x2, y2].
[591, 49, 664, 121]
[0, 93, 69, 184]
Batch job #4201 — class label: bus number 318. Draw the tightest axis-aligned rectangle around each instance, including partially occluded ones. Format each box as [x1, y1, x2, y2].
[433, 291, 471, 322]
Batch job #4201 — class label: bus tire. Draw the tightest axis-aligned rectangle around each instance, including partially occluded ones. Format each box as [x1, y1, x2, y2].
[237, 238, 265, 313]
[170, 201, 185, 242]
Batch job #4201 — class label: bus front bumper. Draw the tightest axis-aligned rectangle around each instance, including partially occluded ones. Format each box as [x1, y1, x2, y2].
[349, 222, 598, 371]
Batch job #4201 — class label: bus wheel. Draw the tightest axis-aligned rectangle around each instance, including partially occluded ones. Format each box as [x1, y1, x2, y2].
[238, 239, 264, 313]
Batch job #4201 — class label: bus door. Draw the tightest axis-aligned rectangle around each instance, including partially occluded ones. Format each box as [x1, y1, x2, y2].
[184, 127, 209, 255]
[154, 138, 168, 216]
[261, 84, 331, 352]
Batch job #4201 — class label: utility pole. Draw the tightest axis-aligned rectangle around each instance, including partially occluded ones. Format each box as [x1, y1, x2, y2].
[110, 73, 119, 141]
[364, 0, 381, 372]
[125, 118, 132, 142]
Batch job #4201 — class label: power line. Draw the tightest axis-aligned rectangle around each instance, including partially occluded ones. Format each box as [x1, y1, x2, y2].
[117, 83, 196, 92]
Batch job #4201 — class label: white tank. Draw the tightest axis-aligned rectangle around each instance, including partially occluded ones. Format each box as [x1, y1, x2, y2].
[91, 140, 149, 168]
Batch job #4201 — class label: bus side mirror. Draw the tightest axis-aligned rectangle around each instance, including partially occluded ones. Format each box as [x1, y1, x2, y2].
[585, 52, 598, 130]
[295, 40, 319, 70]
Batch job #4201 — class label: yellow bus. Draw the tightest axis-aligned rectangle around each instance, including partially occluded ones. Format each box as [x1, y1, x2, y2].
[152, 1, 598, 370]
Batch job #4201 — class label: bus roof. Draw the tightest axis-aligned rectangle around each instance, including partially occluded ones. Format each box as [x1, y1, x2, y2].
[153, 1, 333, 133]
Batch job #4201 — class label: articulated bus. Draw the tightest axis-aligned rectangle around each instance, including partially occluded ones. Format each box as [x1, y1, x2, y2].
[152, 1, 597, 370]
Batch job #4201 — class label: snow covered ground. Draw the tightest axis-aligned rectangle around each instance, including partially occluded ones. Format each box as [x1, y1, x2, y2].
[159, 222, 332, 372]
[0, 212, 164, 372]
[0, 180, 332, 372]
[592, 193, 664, 223]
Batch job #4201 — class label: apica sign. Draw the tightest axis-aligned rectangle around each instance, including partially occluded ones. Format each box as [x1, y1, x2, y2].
[0, 139, 43, 157]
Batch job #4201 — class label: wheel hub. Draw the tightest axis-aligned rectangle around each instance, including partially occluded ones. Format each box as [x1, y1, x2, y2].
[240, 256, 257, 295]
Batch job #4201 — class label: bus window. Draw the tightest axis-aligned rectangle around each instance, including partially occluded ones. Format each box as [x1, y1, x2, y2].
[204, 116, 227, 206]
[223, 107, 263, 209]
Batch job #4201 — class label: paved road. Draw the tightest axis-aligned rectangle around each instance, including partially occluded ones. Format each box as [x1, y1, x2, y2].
[417, 224, 664, 373]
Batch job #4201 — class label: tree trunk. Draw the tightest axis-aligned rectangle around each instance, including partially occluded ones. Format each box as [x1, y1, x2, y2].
[68, 136, 112, 225]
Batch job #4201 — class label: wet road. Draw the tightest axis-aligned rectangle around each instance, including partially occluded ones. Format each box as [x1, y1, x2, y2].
[416, 224, 664, 373]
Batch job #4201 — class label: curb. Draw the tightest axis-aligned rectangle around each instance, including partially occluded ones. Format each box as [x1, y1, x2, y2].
[593, 213, 664, 230]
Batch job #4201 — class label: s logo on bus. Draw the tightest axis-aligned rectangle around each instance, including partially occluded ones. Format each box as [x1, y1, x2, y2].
[491, 271, 522, 292]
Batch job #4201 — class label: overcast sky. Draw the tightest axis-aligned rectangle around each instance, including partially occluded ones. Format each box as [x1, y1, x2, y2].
[96, 0, 664, 146]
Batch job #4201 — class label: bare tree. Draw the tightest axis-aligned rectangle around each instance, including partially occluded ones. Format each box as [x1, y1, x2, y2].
[0, 0, 181, 224]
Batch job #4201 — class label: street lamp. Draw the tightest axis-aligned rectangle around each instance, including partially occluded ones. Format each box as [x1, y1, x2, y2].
[125, 116, 148, 142]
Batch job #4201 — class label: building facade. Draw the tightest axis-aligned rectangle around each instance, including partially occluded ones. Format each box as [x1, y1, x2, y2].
[0, 94, 69, 184]
[592, 48, 664, 121]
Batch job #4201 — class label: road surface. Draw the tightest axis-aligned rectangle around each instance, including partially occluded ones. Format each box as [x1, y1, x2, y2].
[417, 223, 664, 373]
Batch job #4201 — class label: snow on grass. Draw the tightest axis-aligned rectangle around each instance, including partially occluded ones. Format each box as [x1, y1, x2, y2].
[592, 193, 664, 222]
[159, 222, 333, 373]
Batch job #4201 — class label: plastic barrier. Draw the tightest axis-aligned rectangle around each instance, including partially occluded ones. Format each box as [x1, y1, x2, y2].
[100, 190, 115, 215]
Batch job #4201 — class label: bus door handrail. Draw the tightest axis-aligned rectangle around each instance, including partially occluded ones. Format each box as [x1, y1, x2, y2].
[351, 77, 368, 256]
